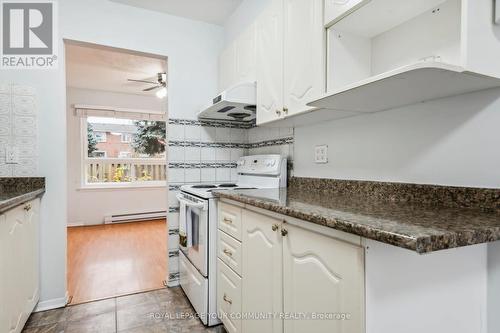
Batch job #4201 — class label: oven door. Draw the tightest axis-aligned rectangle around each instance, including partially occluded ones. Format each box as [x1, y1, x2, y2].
[177, 192, 209, 277]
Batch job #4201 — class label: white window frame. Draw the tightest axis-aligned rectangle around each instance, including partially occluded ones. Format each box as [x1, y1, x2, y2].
[80, 118, 167, 189]
[121, 133, 133, 143]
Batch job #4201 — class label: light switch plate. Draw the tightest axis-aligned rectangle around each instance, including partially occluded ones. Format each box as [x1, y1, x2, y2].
[314, 145, 328, 164]
[5, 146, 19, 164]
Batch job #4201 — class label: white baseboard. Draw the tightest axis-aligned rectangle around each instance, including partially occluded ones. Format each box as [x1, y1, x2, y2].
[33, 291, 69, 312]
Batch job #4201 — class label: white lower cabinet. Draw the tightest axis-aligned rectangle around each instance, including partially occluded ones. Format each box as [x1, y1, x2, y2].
[241, 210, 283, 333]
[217, 202, 365, 333]
[0, 199, 40, 333]
[217, 259, 242, 333]
[283, 223, 365, 333]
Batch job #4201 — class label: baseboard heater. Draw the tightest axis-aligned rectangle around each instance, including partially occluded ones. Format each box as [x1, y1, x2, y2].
[104, 210, 167, 224]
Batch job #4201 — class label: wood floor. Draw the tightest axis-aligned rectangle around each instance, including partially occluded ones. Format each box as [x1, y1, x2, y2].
[67, 220, 167, 305]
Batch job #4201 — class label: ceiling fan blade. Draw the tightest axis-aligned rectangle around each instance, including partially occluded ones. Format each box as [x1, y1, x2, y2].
[128, 79, 157, 84]
[143, 86, 160, 92]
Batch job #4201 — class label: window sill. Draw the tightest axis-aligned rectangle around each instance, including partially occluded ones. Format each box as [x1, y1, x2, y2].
[78, 181, 167, 191]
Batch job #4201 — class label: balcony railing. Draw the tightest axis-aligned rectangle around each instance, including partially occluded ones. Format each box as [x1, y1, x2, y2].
[85, 158, 167, 184]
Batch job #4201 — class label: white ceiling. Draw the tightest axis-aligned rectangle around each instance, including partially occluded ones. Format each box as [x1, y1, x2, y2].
[65, 43, 167, 96]
[109, 0, 243, 25]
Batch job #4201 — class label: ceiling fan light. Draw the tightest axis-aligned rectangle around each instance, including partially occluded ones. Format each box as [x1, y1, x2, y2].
[156, 87, 167, 99]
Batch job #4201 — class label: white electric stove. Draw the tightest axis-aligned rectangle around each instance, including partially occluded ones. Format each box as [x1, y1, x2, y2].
[177, 155, 287, 326]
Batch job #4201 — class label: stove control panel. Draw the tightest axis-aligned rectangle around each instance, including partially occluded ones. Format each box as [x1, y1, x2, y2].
[236, 155, 285, 176]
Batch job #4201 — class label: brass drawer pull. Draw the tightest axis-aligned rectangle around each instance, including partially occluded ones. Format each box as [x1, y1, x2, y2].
[223, 217, 233, 224]
[223, 249, 233, 256]
[272, 224, 279, 232]
[223, 294, 233, 305]
[24, 203, 32, 211]
[281, 228, 288, 237]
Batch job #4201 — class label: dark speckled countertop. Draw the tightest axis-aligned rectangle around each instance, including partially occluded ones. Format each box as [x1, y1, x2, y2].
[0, 177, 45, 213]
[214, 178, 500, 254]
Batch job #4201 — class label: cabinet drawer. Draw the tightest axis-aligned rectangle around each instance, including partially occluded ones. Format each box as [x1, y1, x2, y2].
[218, 231, 242, 276]
[219, 203, 242, 241]
[324, 0, 368, 27]
[217, 259, 242, 333]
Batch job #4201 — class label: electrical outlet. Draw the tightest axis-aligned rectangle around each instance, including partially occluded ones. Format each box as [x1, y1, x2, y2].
[5, 146, 19, 164]
[314, 145, 328, 164]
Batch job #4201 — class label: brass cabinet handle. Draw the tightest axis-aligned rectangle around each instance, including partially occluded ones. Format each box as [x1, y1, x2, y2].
[223, 294, 233, 305]
[24, 203, 32, 211]
[272, 224, 279, 232]
[281, 228, 288, 237]
[275, 109, 282, 116]
[223, 217, 233, 225]
[283, 107, 289, 115]
[223, 249, 233, 257]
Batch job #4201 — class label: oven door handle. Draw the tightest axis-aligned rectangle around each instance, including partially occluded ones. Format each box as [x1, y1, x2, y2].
[176, 194, 207, 210]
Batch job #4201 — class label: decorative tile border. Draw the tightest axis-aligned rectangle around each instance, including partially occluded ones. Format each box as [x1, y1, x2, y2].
[168, 228, 179, 235]
[248, 137, 294, 148]
[169, 184, 182, 191]
[169, 140, 248, 149]
[168, 207, 180, 213]
[168, 136, 294, 149]
[169, 118, 255, 129]
[168, 162, 237, 169]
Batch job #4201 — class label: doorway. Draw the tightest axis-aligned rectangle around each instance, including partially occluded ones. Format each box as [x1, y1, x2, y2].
[64, 40, 168, 304]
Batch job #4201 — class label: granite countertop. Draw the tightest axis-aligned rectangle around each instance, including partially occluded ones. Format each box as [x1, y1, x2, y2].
[213, 179, 500, 254]
[0, 178, 45, 214]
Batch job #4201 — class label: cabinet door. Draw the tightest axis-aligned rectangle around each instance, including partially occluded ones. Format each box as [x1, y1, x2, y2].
[256, 0, 285, 125]
[0, 199, 40, 333]
[234, 23, 257, 85]
[283, 223, 365, 333]
[219, 43, 236, 91]
[242, 210, 283, 333]
[324, 0, 368, 27]
[284, 0, 325, 116]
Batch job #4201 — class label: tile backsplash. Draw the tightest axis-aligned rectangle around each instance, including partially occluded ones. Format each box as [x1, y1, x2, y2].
[0, 83, 38, 177]
[166, 118, 294, 286]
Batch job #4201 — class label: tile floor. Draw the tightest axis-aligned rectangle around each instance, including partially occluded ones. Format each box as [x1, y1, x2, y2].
[23, 287, 226, 333]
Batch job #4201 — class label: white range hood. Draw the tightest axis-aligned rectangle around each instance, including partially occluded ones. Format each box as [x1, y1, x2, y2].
[197, 82, 256, 123]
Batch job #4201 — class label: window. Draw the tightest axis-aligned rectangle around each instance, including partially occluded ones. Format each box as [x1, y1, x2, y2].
[84, 116, 167, 186]
[121, 133, 133, 143]
[94, 132, 107, 143]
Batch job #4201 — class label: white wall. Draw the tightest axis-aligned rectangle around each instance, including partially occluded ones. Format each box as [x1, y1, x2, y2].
[3, 0, 223, 309]
[66, 88, 167, 226]
[366, 240, 487, 333]
[294, 87, 500, 188]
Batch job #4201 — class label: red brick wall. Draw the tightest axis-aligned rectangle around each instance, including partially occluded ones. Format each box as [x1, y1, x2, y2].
[96, 132, 133, 158]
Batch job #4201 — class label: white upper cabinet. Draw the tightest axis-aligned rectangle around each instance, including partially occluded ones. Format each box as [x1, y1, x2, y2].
[308, 0, 500, 115]
[218, 24, 257, 92]
[218, 45, 236, 93]
[256, 0, 285, 125]
[283, 0, 326, 117]
[324, 0, 368, 27]
[283, 223, 365, 333]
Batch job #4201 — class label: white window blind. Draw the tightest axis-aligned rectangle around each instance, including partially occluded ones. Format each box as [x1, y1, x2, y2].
[74, 104, 167, 121]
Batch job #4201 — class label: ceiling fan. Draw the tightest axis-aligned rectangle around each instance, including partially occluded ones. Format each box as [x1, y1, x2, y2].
[128, 72, 167, 98]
